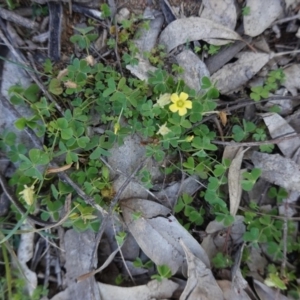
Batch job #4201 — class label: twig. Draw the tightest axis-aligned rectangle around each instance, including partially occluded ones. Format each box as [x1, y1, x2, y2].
[212, 133, 300, 147]
[90, 158, 148, 268]
[0, 7, 38, 29]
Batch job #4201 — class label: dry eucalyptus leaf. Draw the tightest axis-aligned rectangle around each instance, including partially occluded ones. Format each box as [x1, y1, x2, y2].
[108, 134, 161, 199]
[243, 0, 283, 37]
[217, 280, 251, 300]
[200, 0, 237, 32]
[228, 147, 249, 216]
[251, 151, 300, 192]
[134, 10, 164, 54]
[18, 223, 37, 296]
[121, 198, 210, 274]
[126, 57, 158, 81]
[175, 50, 210, 92]
[262, 113, 300, 159]
[159, 17, 241, 52]
[153, 175, 201, 209]
[97, 279, 178, 300]
[253, 279, 289, 300]
[282, 64, 300, 96]
[64, 229, 101, 300]
[211, 52, 270, 94]
[179, 240, 223, 300]
[201, 216, 245, 262]
[262, 113, 300, 217]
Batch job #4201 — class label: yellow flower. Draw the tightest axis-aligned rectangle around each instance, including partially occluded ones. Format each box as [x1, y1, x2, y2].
[114, 122, 120, 134]
[157, 123, 171, 136]
[169, 92, 192, 116]
[154, 93, 171, 108]
[19, 185, 35, 206]
[185, 135, 194, 142]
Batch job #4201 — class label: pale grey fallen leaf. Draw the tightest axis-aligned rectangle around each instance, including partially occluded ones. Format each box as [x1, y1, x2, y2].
[121, 198, 210, 274]
[205, 38, 251, 74]
[247, 246, 267, 282]
[262, 113, 300, 161]
[159, 17, 241, 52]
[251, 151, 300, 192]
[231, 244, 248, 294]
[200, 0, 236, 45]
[211, 52, 270, 94]
[201, 216, 245, 262]
[97, 279, 178, 300]
[134, 10, 164, 54]
[228, 147, 249, 216]
[18, 222, 37, 296]
[243, 0, 283, 37]
[175, 50, 210, 92]
[282, 64, 300, 96]
[179, 240, 223, 300]
[50, 289, 70, 300]
[126, 57, 158, 81]
[64, 229, 101, 300]
[222, 144, 241, 161]
[253, 279, 289, 300]
[217, 280, 251, 300]
[153, 175, 201, 209]
[263, 113, 300, 216]
[108, 134, 162, 200]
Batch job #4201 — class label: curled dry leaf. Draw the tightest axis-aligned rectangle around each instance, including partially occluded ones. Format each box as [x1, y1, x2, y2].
[46, 163, 73, 174]
[175, 50, 210, 92]
[228, 147, 249, 216]
[211, 52, 270, 94]
[243, 0, 283, 37]
[217, 280, 251, 300]
[121, 198, 210, 274]
[18, 223, 37, 296]
[179, 240, 223, 300]
[97, 279, 178, 300]
[262, 113, 300, 159]
[201, 0, 237, 45]
[159, 17, 241, 53]
[282, 64, 300, 96]
[251, 151, 300, 192]
[253, 279, 289, 300]
[201, 216, 245, 262]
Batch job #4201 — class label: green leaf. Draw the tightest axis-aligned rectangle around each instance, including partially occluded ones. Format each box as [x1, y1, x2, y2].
[243, 227, 259, 242]
[14, 118, 26, 130]
[48, 78, 63, 95]
[201, 76, 212, 89]
[29, 149, 50, 165]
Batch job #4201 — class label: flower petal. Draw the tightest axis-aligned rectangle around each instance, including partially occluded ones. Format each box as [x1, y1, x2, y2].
[169, 103, 178, 112]
[179, 92, 189, 101]
[170, 93, 179, 103]
[184, 100, 192, 109]
[178, 107, 187, 116]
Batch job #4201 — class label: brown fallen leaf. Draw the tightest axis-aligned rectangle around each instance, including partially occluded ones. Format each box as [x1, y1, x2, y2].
[46, 163, 73, 174]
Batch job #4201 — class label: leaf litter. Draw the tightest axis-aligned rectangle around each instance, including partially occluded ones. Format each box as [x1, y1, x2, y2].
[0, 0, 300, 299]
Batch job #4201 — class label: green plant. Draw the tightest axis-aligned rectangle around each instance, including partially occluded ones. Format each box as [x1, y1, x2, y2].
[70, 26, 98, 52]
[250, 69, 285, 101]
[241, 168, 261, 191]
[212, 252, 233, 269]
[242, 6, 251, 16]
[133, 257, 153, 269]
[151, 265, 172, 281]
[175, 193, 205, 229]
[267, 187, 288, 203]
